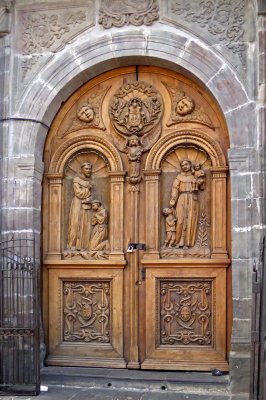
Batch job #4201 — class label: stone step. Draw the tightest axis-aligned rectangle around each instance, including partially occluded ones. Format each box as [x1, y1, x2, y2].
[41, 367, 230, 398]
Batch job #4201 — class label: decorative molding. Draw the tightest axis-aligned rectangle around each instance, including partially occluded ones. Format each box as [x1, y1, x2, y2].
[146, 130, 226, 170]
[162, 82, 214, 128]
[165, 0, 247, 65]
[99, 0, 159, 28]
[49, 133, 123, 173]
[18, 2, 95, 55]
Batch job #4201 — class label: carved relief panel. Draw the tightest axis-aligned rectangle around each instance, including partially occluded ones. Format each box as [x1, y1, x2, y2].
[63, 152, 110, 260]
[63, 280, 111, 343]
[160, 280, 212, 346]
[160, 146, 212, 258]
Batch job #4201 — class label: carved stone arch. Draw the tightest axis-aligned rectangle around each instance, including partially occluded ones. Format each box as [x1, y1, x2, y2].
[145, 130, 226, 170]
[143, 129, 228, 260]
[49, 132, 123, 174]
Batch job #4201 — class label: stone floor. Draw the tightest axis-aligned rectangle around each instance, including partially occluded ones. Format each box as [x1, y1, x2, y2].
[0, 367, 248, 399]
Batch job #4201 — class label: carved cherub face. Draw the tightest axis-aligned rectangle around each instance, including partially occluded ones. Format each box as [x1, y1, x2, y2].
[77, 105, 94, 122]
[81, 163, 92, 178]
[181, 160, 192, 172]
[176, 97, 195, 116]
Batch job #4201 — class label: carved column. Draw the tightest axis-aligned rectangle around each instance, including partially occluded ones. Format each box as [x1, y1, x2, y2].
[109, 171, 126, 260]
[46, 173, 64, 259]
[210, 167, 228, 259]
[143, 169, 161, 259]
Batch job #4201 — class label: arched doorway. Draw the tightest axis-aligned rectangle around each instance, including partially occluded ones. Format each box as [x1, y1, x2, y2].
[43, 66, 231, 371]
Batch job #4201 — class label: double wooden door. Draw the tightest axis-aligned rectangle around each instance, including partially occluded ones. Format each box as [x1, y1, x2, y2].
[43, 66, 230, 371]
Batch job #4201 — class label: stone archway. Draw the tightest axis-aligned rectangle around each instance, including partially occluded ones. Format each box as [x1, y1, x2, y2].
[3, 26, 257, 391]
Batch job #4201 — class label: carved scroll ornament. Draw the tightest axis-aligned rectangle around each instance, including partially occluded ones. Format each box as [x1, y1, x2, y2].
[162, 82, 213, 128]
[63, 281, 110, 343]
[110, 81, 163, 184]
[99, 0, 159, 28]
[160, 280, 212, 346]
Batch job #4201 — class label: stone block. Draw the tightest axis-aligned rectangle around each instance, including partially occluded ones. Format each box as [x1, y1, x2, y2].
[147, 30, 188, 59]
[233, 299, 252, 320]
[182, 40, 224, 84]
[231, 198, 253, 229]
[207, 65, 249, 115]
[231, 259, 253, 299]
[228, 147, 258, 174]
[232, 318, 251, 342]
[259, 53, 266, 85]
[232, 229, 253, 259]
[225, 102, 257, 148]
[230, 173, 252, 200]
[229, 352, 251, 394]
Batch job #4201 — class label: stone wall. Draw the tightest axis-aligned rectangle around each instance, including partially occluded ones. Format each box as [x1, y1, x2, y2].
[0, 0, 264, 396]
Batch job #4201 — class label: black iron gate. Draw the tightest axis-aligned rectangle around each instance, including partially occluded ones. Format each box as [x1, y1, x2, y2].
[250, 236, 266, 400]
[0, 238, 40, 395]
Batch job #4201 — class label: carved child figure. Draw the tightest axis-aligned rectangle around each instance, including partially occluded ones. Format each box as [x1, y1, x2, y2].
[193, 163, 206, 190]
[162, 207, 176, 248]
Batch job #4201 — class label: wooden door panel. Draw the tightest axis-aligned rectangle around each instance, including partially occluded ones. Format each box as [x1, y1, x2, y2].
[141, 263, 229, 371]
[43, 66, 231, 371]
[45, 265, 126, 368]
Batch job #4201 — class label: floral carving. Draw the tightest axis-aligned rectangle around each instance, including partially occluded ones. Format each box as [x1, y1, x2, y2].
[21, 10, 87, 54]
[160, 280, 212, 346]
[63, 281, 110, 343]
[162, 82, 213, 128]
[170, 0, 246, 65]
[99, 0, 159, 28]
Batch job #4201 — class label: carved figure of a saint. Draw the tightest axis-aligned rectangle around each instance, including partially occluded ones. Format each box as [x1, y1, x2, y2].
[169, 159, 205, 249]
[90, 200, 108, 251]
[125, 135, 144, 182]
[67, 162, 92, 250]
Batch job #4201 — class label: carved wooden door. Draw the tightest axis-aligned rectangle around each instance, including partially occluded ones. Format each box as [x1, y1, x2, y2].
[43, 66, 230, 371]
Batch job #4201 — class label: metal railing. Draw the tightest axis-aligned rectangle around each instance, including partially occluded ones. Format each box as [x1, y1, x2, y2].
[0, 238, 40, 395]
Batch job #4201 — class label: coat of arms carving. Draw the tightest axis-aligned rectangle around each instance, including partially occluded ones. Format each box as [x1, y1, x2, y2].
[109, 81, 164, 184]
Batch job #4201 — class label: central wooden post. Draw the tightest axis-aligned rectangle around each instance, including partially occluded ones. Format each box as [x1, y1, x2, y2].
[127, 183, 140, 369]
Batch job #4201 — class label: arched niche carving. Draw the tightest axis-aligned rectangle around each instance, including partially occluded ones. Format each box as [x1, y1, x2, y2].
[45, 133, 125, 261]
[143, 130, 228, 260]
